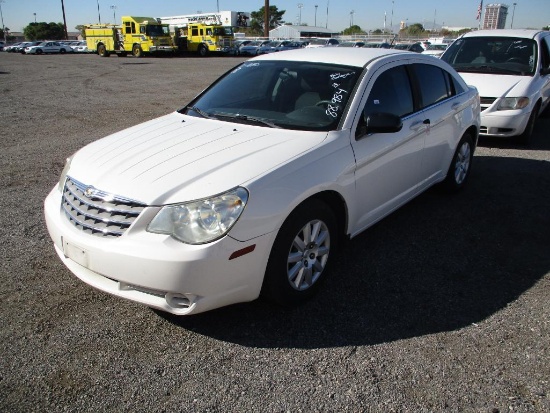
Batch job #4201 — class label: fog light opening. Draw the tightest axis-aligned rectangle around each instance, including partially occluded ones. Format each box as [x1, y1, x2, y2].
[165, 293, 194, 309]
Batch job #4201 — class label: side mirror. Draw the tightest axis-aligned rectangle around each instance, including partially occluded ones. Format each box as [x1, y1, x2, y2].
[365, 112, 403, 134]
[541, 67, 550, 76]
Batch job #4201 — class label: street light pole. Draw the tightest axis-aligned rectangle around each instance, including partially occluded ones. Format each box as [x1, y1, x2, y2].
[326, 0, 329, 29]
[510, 3, 517, 29]
[390, 0, 394, 33]
[315, 4, 318, 27]
[110, 5, 117, 24]
[298, 3, 303, 26]
[60, 0, 68, 39]
[96, 0, 101, 24]
[0, 0, 6, 38]
[33, 13, 36, 23]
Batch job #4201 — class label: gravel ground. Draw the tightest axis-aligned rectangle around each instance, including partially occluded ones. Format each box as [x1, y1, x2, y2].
[0, 52, 549, 413]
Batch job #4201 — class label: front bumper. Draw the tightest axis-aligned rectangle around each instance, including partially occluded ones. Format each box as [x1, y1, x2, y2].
[44, 186, 274, 315]
[479, 106, 531, 137]
[149, 46, 176, 53]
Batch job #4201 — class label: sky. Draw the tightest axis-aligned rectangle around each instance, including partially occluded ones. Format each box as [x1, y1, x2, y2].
[1, 0, 549, 34]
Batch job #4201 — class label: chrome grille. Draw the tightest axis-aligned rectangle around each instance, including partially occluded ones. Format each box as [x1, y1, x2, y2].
[480, 97, 496, 112]
[62, 177, 147, 237]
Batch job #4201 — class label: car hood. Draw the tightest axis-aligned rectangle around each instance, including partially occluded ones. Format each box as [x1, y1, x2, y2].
[458, 72, 531, 98]
[68, 112, 328, 205]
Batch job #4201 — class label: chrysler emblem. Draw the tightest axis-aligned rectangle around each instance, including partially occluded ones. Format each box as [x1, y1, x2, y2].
[84, 186, 96, 198]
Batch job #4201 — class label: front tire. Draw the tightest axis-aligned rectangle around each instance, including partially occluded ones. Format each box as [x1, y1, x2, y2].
[262, 200, 337, 306]
[515, 103, 540, 145]
[132, 45, 143, 57]
[442, 133, 473, 192]
[198, 44, 209, 57]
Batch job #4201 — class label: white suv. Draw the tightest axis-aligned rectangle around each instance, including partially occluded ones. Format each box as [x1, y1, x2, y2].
[441, 29, 550, 144]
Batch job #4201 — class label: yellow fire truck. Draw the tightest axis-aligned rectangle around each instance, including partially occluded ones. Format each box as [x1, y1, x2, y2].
[159, 14, 234, 56]
[85, 16, 176, 57]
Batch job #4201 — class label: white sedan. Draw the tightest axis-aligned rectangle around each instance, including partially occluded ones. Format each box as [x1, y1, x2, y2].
[25, 41, 73, 54]
[71, 41, 89, 53]
[44, 48, 481, 315]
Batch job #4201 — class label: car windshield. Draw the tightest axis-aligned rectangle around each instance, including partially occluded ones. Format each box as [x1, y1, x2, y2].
[213, 26, 233, 36]
[427, 44, 447, 51]
[146, 25, 170, 37]
[181, 60, 361, 131]
[309, 39, 328, 45]
[441, 36, 537, 76]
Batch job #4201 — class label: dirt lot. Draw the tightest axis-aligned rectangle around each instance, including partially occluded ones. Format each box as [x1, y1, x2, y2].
[0, 52, 549, 412]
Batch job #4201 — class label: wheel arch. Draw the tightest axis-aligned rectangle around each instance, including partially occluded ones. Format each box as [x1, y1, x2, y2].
[464, 125, 479, 151]
[292, 190, 350, 246]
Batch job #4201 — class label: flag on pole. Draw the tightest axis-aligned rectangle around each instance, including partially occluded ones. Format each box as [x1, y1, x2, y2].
[476, 0, 483, 20]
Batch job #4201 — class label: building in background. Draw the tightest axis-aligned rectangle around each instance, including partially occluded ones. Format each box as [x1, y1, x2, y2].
[483, 3, 509, 30]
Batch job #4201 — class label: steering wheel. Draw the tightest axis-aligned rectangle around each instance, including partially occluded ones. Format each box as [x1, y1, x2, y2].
[315, 100, 332, 108]
[506, 57, 523, 63]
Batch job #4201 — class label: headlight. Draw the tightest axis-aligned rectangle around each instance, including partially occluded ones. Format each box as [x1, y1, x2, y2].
[497, 97, 529, 111]
[147, 187, 249, 244]
[58, 155, 73, 192]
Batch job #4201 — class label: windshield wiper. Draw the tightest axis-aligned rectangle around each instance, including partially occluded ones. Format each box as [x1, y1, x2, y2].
[213, 113, 282, 128]
[184, 106, 216, 119]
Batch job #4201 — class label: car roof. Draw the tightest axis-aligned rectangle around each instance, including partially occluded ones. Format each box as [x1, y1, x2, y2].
[460, 29, 547, 39]
[251, 47, 421, 67]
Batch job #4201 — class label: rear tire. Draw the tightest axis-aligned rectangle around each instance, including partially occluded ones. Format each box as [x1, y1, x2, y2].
[442, 133, 474, 192]
[59, 48, 66, 54]
[261, 200, 337, 306]
[97, 44, 110, 57]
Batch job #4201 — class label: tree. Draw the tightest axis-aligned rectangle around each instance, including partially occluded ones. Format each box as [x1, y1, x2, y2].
[75, 25, 86, 39]
[405, 23, 425, 36]
[23, 22, 65, 40]
[250, 5, 285, 35]
[342, 25, 365, 35]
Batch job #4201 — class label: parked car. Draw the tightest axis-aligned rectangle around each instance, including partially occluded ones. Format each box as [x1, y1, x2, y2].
[25, 41, 74, 54]
[392, 42, 425, 53]
[238, 40, 270, 56]
[16, 41, 41, 53]
[13, 42, 33, 53]
[441, 29, 550, 144]
[305, 38, 339, 48]
[422, 43, 448, 57]
[0, 41, 5, 51]
[44, 48, 480, 315]
[338, 41, 366, 48]
[4, 42, 23, 52]
[257, 40, 280, 54]
[274, 40, 303, 52]
[362, 42, 391, 49]
[222, 39, 253, 56]
[71, 41, 89, 53]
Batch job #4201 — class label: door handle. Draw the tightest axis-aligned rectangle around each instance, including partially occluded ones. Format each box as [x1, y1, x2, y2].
[410, 119, 430, 131]
[452, 102, 462, 110]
